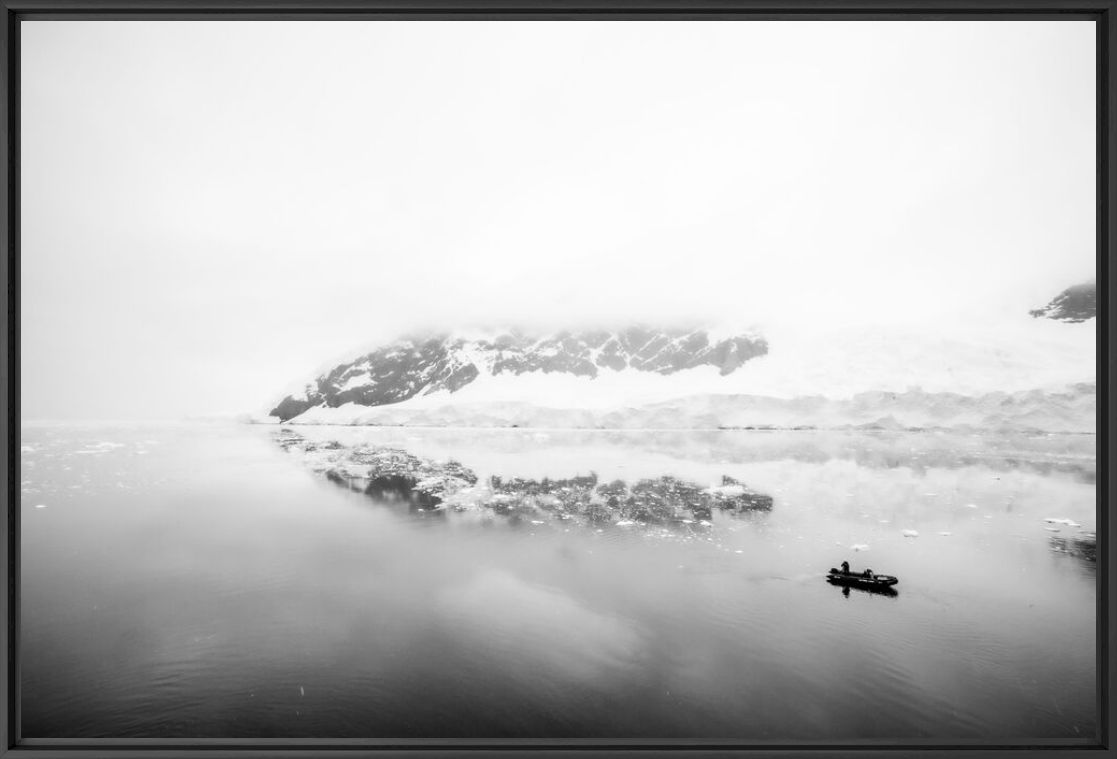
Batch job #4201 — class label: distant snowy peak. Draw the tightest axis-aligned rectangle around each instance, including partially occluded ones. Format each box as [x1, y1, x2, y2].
[270, 327, 768, 421]
[1030, 282, 1096, 322]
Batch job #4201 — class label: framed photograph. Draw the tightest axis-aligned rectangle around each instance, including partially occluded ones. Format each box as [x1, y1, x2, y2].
[2, 1, 1111, 757]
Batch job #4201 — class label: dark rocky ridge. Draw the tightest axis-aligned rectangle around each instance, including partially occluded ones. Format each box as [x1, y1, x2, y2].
[271, 327, 768, 421]
[1030, 282, 1096, 322]
[1048, 532, 1097, 576]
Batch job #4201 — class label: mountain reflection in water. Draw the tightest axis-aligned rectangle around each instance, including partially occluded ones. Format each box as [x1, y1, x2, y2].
[19, 423, 1096, 740]
[275, 428, 775, 531]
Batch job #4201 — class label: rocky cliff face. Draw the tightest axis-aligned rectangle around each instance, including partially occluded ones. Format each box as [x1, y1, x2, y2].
[271, 327, 768, 422]
[1030, 282, 1096, 322]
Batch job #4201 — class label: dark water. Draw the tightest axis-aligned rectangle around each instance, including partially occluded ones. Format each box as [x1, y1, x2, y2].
[19, 423, 1096, 740]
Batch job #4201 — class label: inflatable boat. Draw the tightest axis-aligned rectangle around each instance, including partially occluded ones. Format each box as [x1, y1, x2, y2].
[827, 568, 899, 590]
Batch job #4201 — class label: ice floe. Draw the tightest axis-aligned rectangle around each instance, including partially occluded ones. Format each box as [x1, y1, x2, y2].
[704, 484, 746, 497]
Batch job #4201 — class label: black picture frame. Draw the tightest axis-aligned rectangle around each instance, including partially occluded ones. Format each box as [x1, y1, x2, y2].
[1, 1, 1112, 757]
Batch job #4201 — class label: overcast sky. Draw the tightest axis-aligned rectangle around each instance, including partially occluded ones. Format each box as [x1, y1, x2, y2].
[21, 20, 1095, 419]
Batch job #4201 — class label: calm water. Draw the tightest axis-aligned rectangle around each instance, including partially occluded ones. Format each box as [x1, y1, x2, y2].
[19, 423, 1097, 740]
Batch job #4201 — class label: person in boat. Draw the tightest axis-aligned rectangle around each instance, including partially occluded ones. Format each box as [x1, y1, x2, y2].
[840, 561, 850, 575]
[863, 568, 873, 578]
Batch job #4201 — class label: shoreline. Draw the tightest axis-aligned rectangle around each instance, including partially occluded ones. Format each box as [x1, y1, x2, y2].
[254, 419, 1098, 436]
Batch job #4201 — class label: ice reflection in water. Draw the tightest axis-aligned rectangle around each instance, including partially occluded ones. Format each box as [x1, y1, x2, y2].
[19, 423, 1096, 739]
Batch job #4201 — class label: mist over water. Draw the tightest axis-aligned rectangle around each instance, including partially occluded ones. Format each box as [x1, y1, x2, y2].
[20, 423, 1095, 739]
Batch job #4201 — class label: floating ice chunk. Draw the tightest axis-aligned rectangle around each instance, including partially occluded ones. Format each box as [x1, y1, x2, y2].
[530, 520, 545, 525]
[704, 485, 745, 496]
[33, 504, 46, 509]
[734, 550, 743, 554]
[938, 531, 953, 536]
[850, 543, 870, 552]
[615, 520, 636, 527]
[964, 503, 979, 509]
[698, 520, 713, 527]
[1044, 527, 1061, 532]
[20, 446, 34, 453]
[902, 529, 920, 538]
[1043, 518, 1078, 526]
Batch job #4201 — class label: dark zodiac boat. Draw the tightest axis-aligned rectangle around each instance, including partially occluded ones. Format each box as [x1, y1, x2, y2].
[827, 567, 899, 590]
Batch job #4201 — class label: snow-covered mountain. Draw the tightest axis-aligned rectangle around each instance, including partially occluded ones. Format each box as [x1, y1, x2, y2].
[266, 313, 1095, 432]
[1030, 281, 1096, 323]
[270, 327, 768, 422]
